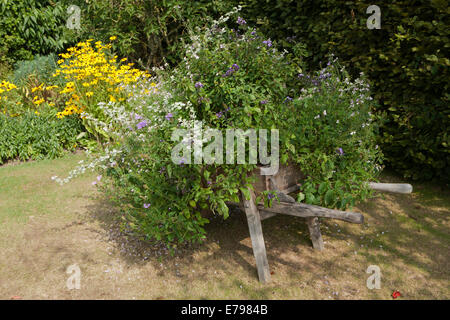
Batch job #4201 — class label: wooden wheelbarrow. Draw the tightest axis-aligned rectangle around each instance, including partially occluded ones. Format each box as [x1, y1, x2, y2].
[235, 165, 413, 283]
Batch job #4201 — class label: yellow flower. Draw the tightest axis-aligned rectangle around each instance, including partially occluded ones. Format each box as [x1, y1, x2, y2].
[86, 92, 93, 97]
[109, 36, 117, 41]
[33, 98, 45, 105]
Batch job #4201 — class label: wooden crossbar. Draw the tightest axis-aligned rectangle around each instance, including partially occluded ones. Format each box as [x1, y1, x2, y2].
[240, 173, 413, 283]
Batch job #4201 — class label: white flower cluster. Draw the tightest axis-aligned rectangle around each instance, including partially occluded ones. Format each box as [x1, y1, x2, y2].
[51, 148, 122, 185]
[52, 75, 198, 185]
[211, 6, 243, 27]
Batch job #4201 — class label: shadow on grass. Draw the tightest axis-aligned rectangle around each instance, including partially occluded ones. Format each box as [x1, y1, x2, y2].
[83, 173, 449, 298]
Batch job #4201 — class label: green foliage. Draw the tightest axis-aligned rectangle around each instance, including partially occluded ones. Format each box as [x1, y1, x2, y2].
[0, 109, 84, 164]
[290, 63, 383, 208]
[0, 62, 11, 80]
[67, 0, 235, 68]
[12, 54, 61, 87]
[0, 55, 65, 117]
[97, 13, 382, 247]
[237, 0, 450, 181]
[0, 0, 74, 65]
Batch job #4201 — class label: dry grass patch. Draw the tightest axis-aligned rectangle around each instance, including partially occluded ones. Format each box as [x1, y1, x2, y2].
[0, 156, 448, 299]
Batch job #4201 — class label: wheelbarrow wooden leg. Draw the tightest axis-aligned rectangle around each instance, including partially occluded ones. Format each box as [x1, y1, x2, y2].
[268, 176, 324, 251]
[241, 188, 271, 283]
[306, 217, 324, 250]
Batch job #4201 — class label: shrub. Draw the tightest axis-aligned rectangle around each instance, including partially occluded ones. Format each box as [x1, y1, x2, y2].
[12, 54, 60, 87]
[236, 0, 449, 181]
[0, 109, 84, 164]
[1, 55, 64, 117]
[0, 80, 21, 116]
[0, 0, 74, 65]
[0, 62, 11, 80]
[55, 11, 382, 247]
[66, 0, 236, 68]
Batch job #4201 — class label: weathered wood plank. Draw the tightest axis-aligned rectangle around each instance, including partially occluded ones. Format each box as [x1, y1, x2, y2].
[257, 202, 364, 224]
[241, 188, 271, 283]
[281, 184, 301, 195]
[267, 176, 296, 203]
[306, 217, 324, 250]
[368, 182, 413, 194]
[253, 164, 304, 195]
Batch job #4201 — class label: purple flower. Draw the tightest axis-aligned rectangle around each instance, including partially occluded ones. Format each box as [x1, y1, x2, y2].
[267, 193, 276, 200]
[216, 111, 223, 118]
[136, 120, 148, 130]
[207, 181, 212, 185]
[337, 148, 344, 156]
[195, 82, 204, 88]
[260, 100, 268, 105]
[97, 175, 102, 181]
[232, 64, 240, 71]
[134, 114, 143, 120]
[285, 96, 293, 102]
[236, 16, 246, 25]
[143, 203, 151, 209]
[262, 40, 272, 47]
[224, 68, 234, 77]
[165, 113, 173, 121]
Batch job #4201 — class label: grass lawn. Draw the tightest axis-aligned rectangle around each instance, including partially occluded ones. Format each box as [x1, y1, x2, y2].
[0, 153, 449, 299]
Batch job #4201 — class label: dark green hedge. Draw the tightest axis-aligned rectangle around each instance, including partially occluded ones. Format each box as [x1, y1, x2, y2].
[237, 0, 449, 181]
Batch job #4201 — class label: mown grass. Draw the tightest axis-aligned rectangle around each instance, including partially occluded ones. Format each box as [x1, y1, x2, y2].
[0, 155, 448, 299]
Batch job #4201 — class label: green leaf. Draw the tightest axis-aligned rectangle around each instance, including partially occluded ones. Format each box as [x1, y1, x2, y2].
[217, 199, 229, 219]
[240, 187, 251, 200]
[297, 192, 305, 202]
[324, 190, 335, 206]
[318, 182, 327, 195]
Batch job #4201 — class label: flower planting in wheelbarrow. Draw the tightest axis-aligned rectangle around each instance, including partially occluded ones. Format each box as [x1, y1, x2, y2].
[56, 11, 388, 264]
